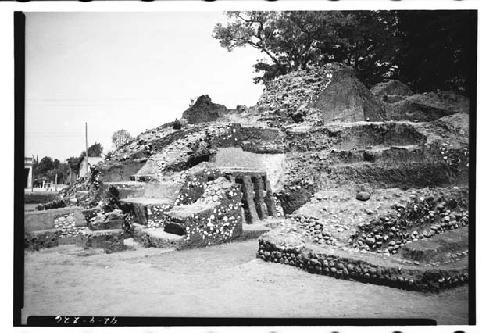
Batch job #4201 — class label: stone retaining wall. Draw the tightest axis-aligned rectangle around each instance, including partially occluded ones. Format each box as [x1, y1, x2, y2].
[24, 191, 60, 204]
[258, 237, 468, 292]
[350, 188, 469, 254]
[25, 207, 86, 232]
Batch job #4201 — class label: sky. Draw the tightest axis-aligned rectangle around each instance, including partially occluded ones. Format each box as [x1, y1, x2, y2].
[25, 12, 265, 161]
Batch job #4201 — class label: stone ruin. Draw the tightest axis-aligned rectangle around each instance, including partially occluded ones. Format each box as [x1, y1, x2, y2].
[25, 63, 471, 292]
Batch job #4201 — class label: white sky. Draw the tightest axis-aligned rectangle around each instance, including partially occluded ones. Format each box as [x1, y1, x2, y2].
[25, 12, 265, 161]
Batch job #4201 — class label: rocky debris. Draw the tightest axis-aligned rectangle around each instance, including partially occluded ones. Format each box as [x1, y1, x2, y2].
[384, 91, 470, 122]
[257, 236, 468, 292]
[182, 95, 229, 124]
[89, 209, 125, 231]
[24, 229, 62, 251]
[432, 113, 470, 143]
[356, 191, 371, 201]
[59, 167, 104, 209]
[371, 80, 414, 99]
[133, 125, 223, 179]
[256, 63, 385, 126]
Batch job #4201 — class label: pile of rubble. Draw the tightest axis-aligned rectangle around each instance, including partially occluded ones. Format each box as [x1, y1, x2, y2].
[255, 63, 385, 126]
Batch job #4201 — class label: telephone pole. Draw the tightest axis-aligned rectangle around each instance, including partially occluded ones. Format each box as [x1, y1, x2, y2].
[85, 122, 89, 175]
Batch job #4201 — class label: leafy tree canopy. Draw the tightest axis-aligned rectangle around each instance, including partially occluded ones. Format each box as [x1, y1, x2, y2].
[66, 156, 81, 173]
[87, 142, 103, 157]
[112, 129, 132, 149]
[34, 156, 69, 183]
[36, 156, 54, 174]
[213, 10, 475, 94]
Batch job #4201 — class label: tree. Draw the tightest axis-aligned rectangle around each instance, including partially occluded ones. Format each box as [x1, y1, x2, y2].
[213, 11, 398, 85]
[66, 156, 81, 174]
[87, 142, 103, 157]
[214, 10, 476, 94]
[392, 10, 476, 94]
[112, 129, 132, 149]
[36, 156, 54, 174]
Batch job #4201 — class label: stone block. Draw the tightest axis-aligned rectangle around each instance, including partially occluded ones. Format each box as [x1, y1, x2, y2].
[76, 229, 125, 252]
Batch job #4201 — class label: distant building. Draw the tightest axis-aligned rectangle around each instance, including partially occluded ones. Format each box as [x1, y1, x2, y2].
[79, 156, 104, 178]
[24, 157, 33, 189]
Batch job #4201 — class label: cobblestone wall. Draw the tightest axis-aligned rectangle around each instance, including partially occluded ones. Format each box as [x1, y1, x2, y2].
[166, 178, 243, 248]
[258, 236, 468, 292]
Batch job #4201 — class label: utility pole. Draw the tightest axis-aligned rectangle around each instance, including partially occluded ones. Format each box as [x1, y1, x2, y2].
[31, 154, 34, 192]
[85, 122, 89, 176]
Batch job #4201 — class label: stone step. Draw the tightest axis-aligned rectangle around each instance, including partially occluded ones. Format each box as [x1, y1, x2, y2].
[103, 181, 145, 199]
[237, 222, 271, 241]
[132, 223, 184, 249]
[400, 228, 469, 263]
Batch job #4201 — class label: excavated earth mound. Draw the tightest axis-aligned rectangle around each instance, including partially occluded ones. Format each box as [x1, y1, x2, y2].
[29, 64, 471, 293]
[182, 95, 229, 124]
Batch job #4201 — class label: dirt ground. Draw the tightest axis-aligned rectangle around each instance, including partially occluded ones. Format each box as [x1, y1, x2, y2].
[23, 240, 468, 325]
